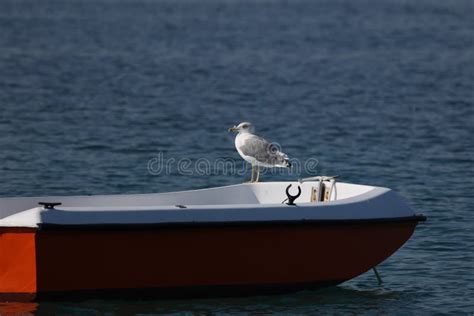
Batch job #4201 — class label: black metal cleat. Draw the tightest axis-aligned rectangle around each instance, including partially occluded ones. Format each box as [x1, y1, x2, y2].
[38, 202, 62, 209]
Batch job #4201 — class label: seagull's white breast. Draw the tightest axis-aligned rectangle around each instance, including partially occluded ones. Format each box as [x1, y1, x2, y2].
[235, 133, 258, 164]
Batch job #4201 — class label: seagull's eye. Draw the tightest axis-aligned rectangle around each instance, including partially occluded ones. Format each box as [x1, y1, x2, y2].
[242, 124, 248, 128]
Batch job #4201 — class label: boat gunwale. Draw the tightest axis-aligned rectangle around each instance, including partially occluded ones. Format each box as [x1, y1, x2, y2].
[0, 186, 415, 228]
[0, 186, 388, 214]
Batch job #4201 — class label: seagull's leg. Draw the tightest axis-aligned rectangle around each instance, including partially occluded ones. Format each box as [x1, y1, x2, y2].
[249, 164, 255, 183]
[255, 166, 260, 182]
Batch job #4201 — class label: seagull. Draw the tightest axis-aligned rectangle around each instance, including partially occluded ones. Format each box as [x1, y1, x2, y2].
[228, 122, 291, 182]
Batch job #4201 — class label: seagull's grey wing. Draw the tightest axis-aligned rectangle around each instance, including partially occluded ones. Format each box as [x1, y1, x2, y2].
[238, 135, 289, 166]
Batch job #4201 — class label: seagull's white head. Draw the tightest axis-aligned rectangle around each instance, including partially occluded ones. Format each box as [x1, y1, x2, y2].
[228, 122, 254, 134]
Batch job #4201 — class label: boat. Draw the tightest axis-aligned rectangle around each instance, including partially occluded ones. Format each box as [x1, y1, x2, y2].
[0, 179, 425, 301]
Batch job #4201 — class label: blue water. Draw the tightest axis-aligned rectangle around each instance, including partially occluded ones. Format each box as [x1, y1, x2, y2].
[0, 0, 473, 314]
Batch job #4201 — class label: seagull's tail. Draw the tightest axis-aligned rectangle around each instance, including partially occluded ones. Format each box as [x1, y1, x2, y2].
[283, 157, 292, 168]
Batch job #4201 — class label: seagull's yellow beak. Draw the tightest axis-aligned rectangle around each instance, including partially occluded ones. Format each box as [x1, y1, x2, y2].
[228, 126, 238, 132]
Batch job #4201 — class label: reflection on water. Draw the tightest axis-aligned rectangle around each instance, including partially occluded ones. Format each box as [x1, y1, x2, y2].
[0, 302, 37, 316]
[0, 286, 405, 315]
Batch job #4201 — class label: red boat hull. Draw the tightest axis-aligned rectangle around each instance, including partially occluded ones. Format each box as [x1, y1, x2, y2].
[0, 219, 421, 301]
